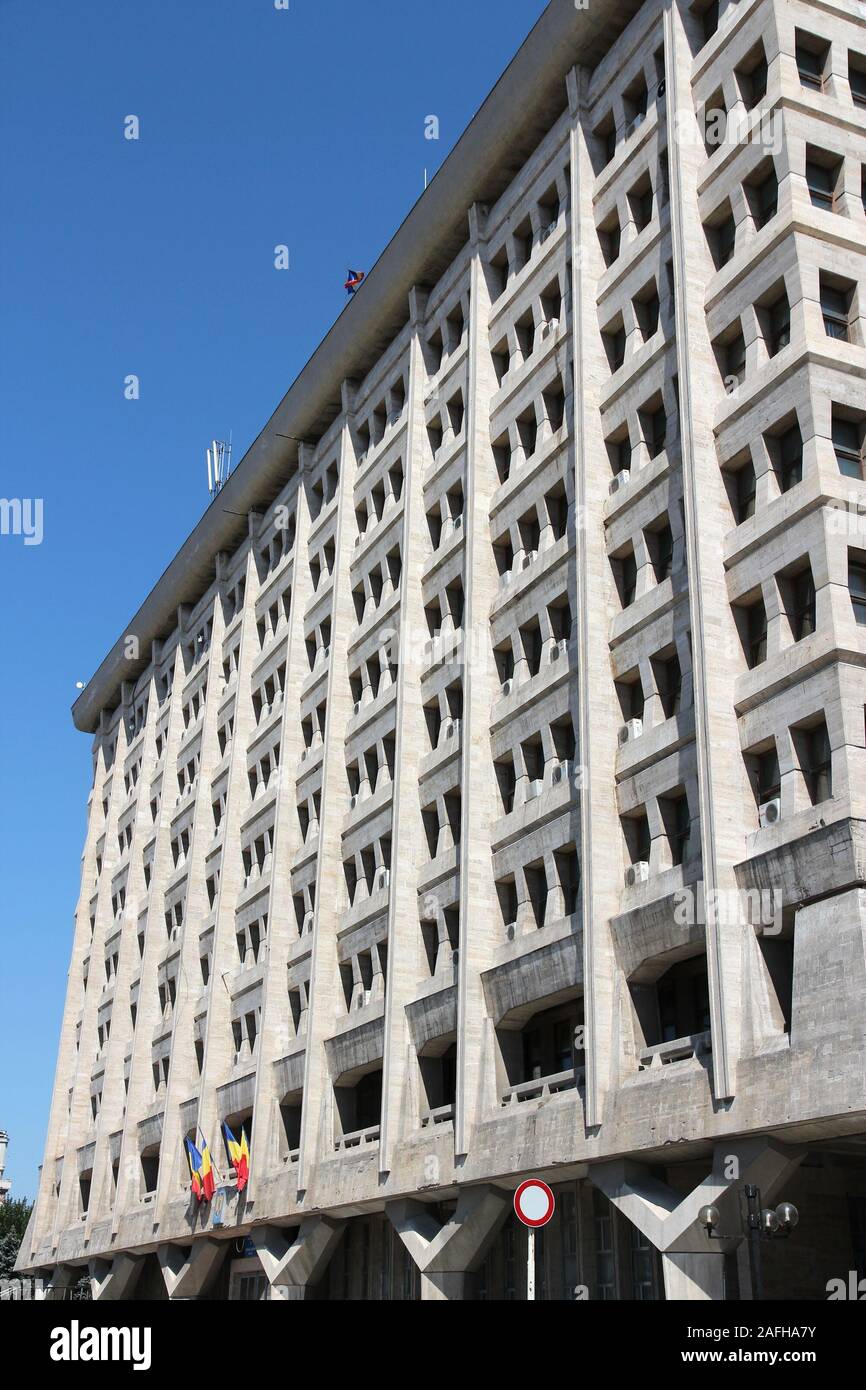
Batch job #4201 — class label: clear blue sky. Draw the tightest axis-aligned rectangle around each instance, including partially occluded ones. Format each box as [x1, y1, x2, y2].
[0, 0, 547, 1201]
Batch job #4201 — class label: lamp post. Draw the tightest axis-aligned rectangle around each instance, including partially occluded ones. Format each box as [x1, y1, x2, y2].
[698, 1186, 799, 1300]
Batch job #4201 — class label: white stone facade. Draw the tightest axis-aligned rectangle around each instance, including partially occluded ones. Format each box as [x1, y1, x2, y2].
[18, 0, 866, 1300]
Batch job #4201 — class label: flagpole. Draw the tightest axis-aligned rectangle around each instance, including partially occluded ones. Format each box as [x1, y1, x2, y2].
[198, 1125, 226, 1185]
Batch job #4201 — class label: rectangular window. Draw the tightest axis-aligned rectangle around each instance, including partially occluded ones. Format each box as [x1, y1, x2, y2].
[593, 1189, 616, 1300]
[755, 747, 781, 804]
[806, 155, 840, 212]
[833, 415, 865, 480]
[726, 457, 756, 523]
[849, 560, 866, 625]
[851, 54, 866, 107]
[781, 429, 803, 492]
[796, 34, 829, 91]
[746, 166, 778, 229]
[821, 281, 853, 341]
[801, 723, 832, 804]
[787, 570, 816, 641]
[765, 294, 790, 356]
[746, 600, 768, 668]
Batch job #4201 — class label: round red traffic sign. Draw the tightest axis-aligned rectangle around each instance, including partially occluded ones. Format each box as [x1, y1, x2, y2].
[513, 1179, 555, 1228]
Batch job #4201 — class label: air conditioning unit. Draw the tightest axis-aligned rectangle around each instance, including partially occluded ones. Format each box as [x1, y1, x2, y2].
[550, 760, 571, 787]
[349, 795, 359, 813]
[657, 79, 667, 98]
[451, 949, 459, 968]
[353, 701, 362, 717]
[501, 678, 514, 698]
[374, 867, 391, 893]
[300, 748, 309, 763]
[759, 798, 782, 829]
[501, 569, 514, 588]
[454, 514, 464, 530]
[302, 911, 315, 934]
[505, 922, 518, 942]
[625, 861, 650, 887]
[519, 550, 537, 572]
[541, 318, 560, 339]
[525, 779, 544, 802]
[540, 220, 558, 243]
[619, 719, 644, 746]
[549, 637, 568, 663]
[446, 718, 460, 739]
[610, 469, 631, 495]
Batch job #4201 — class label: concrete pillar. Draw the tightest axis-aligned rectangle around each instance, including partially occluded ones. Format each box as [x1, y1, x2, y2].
[158, 1238, 227, 1300]
[89, 1252, 143, 1301]
[591, 1139, 804, 1300]
[252, 1216, 344, 1296]
[663, 1253, 726, 1301]
[44, 1264, 80, 1300]
[387, 1184, 510, 1300]
[421, 1272, 469, 1301]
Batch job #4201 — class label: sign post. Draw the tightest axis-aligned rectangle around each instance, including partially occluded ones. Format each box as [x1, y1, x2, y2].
[514, 1179, 555, 1301]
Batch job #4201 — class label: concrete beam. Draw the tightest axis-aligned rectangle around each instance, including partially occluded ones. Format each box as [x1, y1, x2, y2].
[158, 1239, 227, 1300]
[251, 1217, 344, 1290]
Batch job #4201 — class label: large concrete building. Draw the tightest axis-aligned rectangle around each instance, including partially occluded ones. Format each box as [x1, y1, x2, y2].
[18, 0, 866, 1301]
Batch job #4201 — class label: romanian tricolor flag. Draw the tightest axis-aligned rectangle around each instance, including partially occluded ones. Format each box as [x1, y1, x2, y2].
[184, 1136, 216, 1203]
[222, 1122, 250, 1193]
[185, 1138, 205, 1202]
[198, 1139, 216, 1202]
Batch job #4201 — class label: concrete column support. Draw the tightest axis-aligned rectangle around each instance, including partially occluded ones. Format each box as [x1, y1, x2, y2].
[663, 1253, 725, 1302]
[252, 1216, 345, 1292]
[43, 1264, 81, 1300]
[591, 1138, 804, 1300]
[387, 1184, 510, 1299]
[89, 1252, 143, 1301]
[158, 1238, 227, 1300]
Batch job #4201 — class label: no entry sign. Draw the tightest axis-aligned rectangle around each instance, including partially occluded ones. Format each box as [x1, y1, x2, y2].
[514, 1179, 555, 1229]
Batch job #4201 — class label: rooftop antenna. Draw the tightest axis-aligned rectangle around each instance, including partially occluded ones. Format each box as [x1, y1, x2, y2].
[207, 434, 233, 501]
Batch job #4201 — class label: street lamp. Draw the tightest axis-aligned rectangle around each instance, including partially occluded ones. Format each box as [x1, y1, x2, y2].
[698, 1186, 799, 1300]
